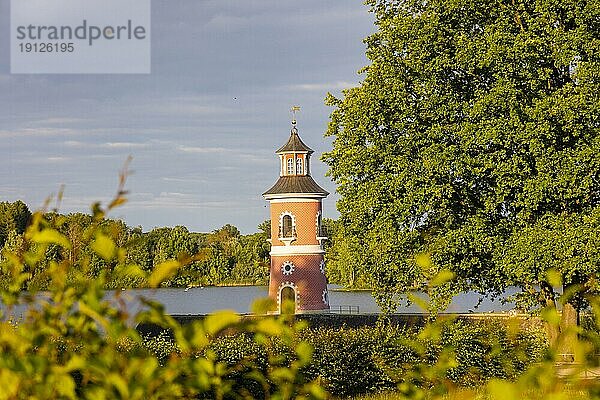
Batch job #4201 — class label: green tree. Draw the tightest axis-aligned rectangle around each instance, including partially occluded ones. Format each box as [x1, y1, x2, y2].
[230, 230, 270, 285]
[323, 0, 600, 323]
[0, 201, 31, 247]
[258, 219, 271, 238]
[125, 226, 153, 272]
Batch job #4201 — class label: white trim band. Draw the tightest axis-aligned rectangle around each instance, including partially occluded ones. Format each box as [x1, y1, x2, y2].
[269, 198, 320, 203]
[264, 193, 327, 200]
[270, 245, 325, 256]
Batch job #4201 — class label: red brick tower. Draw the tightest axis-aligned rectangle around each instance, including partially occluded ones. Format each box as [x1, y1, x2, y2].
[263, 114, 329, 313]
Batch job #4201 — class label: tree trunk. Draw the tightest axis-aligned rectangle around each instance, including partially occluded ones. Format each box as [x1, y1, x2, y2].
[559, 284, 579, 361]
[541, 281, 560, 347]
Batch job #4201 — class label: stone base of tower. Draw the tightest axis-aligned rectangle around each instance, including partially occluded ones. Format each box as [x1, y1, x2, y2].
[269, 254, 329, 314]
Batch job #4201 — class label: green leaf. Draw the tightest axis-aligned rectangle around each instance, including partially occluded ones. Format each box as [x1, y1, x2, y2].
[546, 269, 562, 288]
[31, 229, 71, 249]
[415, 253, 432, 270]
[295, 341, 313, 365]
[91, 233, 116, 261]
[203, 311, 240, 336]
[430, 270, 455, 287]
[55, 374, 76, 399]
[541, 306, 561, 326]
[112, 263, 146, 280]
[148, 260, 181, 288]
[487, 379, 518, 400]
[255, 318, 284, 336]
[106, 373, 130, 398]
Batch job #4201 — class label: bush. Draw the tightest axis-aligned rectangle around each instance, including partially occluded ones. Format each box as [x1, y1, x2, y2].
[0, 188, 325, 400]
[440, 319, 546, 385]
[299, 320, 546, 396]
[300, 327, 401, 396]
[148, 319, 544, 397]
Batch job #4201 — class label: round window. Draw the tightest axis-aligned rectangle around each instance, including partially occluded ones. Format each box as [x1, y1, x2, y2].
[282, 261, 295, 276]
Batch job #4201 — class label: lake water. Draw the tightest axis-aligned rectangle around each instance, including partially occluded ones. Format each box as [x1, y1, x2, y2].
[104, 285, 517, 315]
[1, 285, 517, 318]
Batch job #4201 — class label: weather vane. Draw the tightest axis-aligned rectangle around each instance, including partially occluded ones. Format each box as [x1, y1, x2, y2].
[290, 105, 301, 126]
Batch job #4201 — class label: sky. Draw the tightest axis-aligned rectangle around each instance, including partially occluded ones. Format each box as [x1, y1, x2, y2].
[0, 0, 375, 233]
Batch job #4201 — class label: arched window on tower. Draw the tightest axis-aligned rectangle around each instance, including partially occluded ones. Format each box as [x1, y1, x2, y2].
[296, 157, 303, 175]
[282, 215, 294, 237]
[287, 158, 294, 175]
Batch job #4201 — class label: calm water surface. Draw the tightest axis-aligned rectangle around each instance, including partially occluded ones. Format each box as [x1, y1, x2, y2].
[2, 286, 516, 318]
[107, 285, 516, 315]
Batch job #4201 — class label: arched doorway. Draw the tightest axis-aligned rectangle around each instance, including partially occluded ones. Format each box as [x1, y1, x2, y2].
[279, 286, 296, 314]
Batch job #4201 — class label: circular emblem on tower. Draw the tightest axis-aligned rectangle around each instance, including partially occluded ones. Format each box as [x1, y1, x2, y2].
[281, 261, 295, 276]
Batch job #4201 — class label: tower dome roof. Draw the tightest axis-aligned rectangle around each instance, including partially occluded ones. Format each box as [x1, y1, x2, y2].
[276, 128, 314, 153]
[263, 175, 329, 197]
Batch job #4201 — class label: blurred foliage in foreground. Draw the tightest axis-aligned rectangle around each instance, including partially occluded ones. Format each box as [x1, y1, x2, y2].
[0, 188, 599, 399]
[0, 189, 325, 399]
[0, 199, 272, 289]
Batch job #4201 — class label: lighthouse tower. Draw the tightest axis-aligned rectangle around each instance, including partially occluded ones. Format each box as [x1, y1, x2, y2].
[263, 114, 329, 313]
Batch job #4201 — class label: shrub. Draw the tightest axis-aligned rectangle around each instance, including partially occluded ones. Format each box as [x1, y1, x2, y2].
[0, 187, 325, 400]
[164, 319, 545, 397]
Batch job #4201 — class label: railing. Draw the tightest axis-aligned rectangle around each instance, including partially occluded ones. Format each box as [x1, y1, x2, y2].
[330, 305, 360, 314]
[279, 226, 297, 239]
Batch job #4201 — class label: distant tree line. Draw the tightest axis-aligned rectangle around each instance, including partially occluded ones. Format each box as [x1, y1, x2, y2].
[0, 200, 273, 289]
[0, 200, 362, 289]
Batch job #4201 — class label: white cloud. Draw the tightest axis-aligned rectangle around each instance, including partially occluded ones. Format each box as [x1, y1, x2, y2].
[64, 140, 85, 147]
[104, 142, 149, 149]
[177, 145, 232, 154]
[34, 117, 86, 125]
[161, 177, 210, 184]
[0, 127, 78, 138]
[134, 97, 232, 117]
[125, 191, 245, 210]
[46, 156, 70, 162]
[287, 81, 358, 92]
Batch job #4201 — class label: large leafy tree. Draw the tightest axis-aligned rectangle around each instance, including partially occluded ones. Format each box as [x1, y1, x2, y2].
[323, 0, 600, 320]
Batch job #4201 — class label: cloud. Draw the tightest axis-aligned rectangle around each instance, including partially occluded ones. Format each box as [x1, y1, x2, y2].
[177, 145, 233, 154]
[161, 177, 211, 184]
[176, 145, 271, 165]
[204, 15, 250, 32]
[104, 142, 150, 149]
[61, 140, 151, 151]
[134, 97, 232, 117]
[0, 0, 368, 232]
[46, 156, 70, 162]
[125, 191, 246, 210]
[33, 117, 87, 125]
[286, 81, 358, 92]
[63, 140, 86, 147]
[0, 127, 79, 138]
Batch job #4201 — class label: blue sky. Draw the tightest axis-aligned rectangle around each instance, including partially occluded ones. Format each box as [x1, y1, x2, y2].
[0, 1, 374, 233]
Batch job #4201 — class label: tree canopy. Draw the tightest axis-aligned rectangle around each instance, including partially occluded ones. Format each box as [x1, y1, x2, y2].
[323, 0, 600, 314]
[0, 204, 271, 290]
